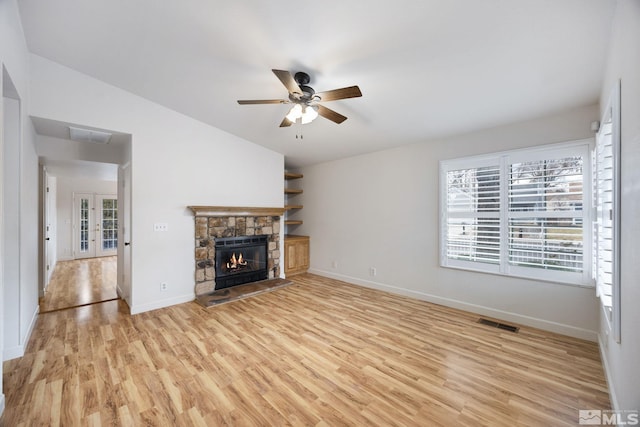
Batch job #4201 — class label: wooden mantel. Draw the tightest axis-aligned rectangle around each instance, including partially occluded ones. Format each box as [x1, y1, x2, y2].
[187, 206, 286, 217]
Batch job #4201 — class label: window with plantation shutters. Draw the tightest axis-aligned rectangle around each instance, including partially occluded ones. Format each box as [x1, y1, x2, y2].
[593, 80, 620, 343]
[440, 140, 592, 286]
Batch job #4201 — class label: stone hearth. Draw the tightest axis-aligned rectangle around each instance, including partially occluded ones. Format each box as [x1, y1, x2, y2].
[189, 206, 285, 296]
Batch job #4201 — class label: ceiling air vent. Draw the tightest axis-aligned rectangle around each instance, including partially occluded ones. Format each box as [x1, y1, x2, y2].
[69, 126, 112, 144]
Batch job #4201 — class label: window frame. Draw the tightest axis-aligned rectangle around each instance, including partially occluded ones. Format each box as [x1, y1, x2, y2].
[440, 139, 593, 287]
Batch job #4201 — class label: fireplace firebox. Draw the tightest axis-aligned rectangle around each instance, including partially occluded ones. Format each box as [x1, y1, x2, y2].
[214, 235, 268, 289]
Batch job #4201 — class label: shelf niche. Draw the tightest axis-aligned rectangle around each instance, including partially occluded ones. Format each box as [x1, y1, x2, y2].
[284, 171, 309, 275]
[284, 171, 304, 226]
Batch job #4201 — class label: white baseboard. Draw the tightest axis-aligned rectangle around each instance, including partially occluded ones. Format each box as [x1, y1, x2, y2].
[0, 393, 5, 419]
[309, 269, 598, 341]
[130, 293, 195, 315]
[597, 333, 619, 412]
[3, 304, 39, 361]
[24, 303, 39, 347]
[3, 345, 23, 361]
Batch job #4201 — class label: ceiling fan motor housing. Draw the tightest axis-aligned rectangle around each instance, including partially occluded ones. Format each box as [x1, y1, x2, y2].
[292, 72, 315, 101]
[294, 72, 311, 85]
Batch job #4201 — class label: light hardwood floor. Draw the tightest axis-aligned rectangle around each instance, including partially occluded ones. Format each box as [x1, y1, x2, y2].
[3, 273, 609, 426]
[40, 257, 118, 313]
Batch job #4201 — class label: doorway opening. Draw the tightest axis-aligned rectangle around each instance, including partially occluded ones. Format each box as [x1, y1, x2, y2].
[34, 118, 132, 314]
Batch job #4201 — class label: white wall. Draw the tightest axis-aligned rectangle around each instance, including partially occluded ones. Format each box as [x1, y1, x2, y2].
[28, 54, 284, 314]
[298, 104, 600, 340]
[19, 107, 39, 355]
[598, 0, 640, 413]
[2, 95, 21, 359]
[55, 176, 117, 261]
[0, 1, 41, 411]
[3, 94, 38, 359]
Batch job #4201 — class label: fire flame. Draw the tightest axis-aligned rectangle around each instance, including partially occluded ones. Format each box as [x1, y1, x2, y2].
[226, 252, 248, 270]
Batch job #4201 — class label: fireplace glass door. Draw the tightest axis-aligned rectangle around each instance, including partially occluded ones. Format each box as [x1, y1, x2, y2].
[214, 236, 268, 289]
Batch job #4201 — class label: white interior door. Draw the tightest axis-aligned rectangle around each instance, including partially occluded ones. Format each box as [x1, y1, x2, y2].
[43, 170, 57, 291]
[43, 168, 49, 292]
[118, 163, 132, 304]
[74, 193, 94, 259]
[74, 193, 117, 259]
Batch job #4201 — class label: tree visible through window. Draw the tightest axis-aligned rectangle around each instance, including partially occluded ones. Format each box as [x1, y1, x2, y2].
[508, 157, 583, 272]
[101, 198, 118, 250]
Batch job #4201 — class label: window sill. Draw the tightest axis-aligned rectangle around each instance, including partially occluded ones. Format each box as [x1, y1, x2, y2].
[440, 262, 595, 289]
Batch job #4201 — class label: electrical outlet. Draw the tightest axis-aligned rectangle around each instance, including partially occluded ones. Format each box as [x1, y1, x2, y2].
[331, 260, 338, 269]
[154, 223, 168, 232]
[160, 282, 168, 291]
[369, 267, 377, 277]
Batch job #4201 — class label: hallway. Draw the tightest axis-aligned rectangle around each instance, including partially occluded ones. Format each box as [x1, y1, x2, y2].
[40, 257, 118, 313]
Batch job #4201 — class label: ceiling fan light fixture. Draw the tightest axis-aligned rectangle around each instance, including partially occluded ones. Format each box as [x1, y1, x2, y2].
[286, 104, 303, 122]
[237, 69, 362, 127]
[301, 105, 319, 124]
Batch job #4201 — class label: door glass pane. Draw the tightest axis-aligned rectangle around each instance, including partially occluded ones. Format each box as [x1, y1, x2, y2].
[80, 198, 89, 252]
[102, 198, 118, 250]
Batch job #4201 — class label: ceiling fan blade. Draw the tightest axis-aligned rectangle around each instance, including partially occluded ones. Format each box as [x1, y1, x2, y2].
[272, 69, 302, 96]
[237, 99, 287, 105]
[317, 104, 347, 124]
[279, 117, 293, 127]
[315, 86, 362, 102]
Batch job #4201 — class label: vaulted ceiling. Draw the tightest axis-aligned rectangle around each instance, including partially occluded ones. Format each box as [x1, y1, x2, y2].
[18, 0, 615, 168]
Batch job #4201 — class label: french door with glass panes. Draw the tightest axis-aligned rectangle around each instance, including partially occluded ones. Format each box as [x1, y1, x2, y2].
[75, 193, 118, 259]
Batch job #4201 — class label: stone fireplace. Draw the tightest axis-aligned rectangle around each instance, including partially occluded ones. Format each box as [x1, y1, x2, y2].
[188, 206, 285, 296]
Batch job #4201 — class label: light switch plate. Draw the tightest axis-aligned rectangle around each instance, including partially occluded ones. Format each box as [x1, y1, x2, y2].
[154, 223, 168, 232]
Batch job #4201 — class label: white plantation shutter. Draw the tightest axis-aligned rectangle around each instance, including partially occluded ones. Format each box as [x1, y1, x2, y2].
[593, 94, 621, 342]
[595, 81, 621, 343]
[508, 156, 584, 274]
[445, 164, 501, 266]
[441, 141, 591, 285]
[594, 121, 614, 310]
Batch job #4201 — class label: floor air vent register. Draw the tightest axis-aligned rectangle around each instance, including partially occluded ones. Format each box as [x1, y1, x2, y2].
[477, 318, 520, 333]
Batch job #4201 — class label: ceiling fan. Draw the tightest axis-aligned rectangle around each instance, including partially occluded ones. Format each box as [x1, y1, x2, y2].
[237, 69, 362, 127]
